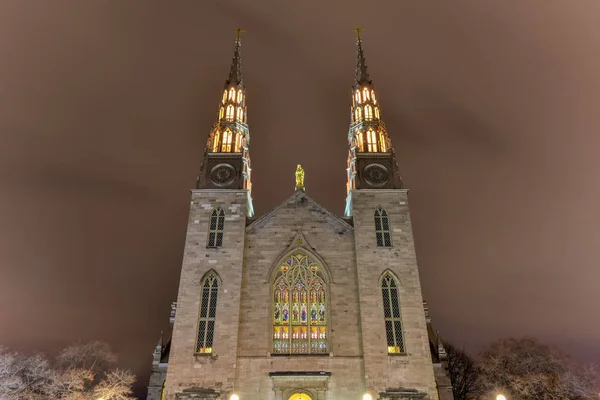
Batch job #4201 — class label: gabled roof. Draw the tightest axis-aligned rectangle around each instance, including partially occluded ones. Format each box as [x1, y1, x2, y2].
[246, 190, 353, 232]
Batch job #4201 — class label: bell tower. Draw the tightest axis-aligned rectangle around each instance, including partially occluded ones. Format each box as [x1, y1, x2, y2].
[345, 28, 402, 216]
[197, 29, 254, 216]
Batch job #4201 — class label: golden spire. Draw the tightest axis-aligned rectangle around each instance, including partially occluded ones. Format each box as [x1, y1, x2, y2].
[235, 27, 245, 41]
[295, 164, 305, 190]
[353, 27, 363, 41]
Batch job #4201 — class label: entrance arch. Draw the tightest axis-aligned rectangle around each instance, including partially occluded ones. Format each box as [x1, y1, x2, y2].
[288, 394, 312, 400]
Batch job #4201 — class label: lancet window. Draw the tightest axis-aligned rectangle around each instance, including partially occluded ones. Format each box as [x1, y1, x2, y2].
[219, 107, 224, 120]
[221, 130, 232, 152]
[226, 105, 234, 121]
[228, 88, 235, 101]
[367, 129, 378, 152]
[375, 107, 380, 119]
[354, 107, 362, 122]
[207, 207, 225, 247]
[379, 132, 387, 152]
[363, 87, 370, 101]
[222, 90, 227, 104]
[234, 132, 242, 152]
[357, 131, 364, 152]
[381, 272, 404, 354]
[375, 207, 392, 247]
[365, 105, 373, 121]
[236, 107, 243, 121]
[212, 131, 220, 152]
[272, 253, 327, 355]
[371, 90, 377, 103]
[237, 90, 243, 104]
[196, 273, 219, 353]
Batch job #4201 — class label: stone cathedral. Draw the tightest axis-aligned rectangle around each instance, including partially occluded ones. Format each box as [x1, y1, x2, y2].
[147, 32, 454, 400]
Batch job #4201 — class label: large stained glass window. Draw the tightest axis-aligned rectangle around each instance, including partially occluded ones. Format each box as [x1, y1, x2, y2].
[272, 253, 327, 355]
[196, 273, 219, 353]
[375, 207, 392, 247]
[207, 207, 225, 248]
[381, 272, 404, 354]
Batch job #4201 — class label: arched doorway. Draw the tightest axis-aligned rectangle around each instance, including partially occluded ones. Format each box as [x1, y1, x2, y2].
[288, 394, 311, 400]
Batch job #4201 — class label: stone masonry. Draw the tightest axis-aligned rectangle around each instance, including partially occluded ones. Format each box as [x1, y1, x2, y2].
[158, 188, 446, 400]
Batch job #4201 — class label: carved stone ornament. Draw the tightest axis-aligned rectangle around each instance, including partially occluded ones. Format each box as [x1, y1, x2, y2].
[210, 163, 236, 186]
[363, 163, 389, 187]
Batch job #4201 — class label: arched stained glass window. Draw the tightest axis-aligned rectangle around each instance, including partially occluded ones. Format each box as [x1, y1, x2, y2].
[363, 87, 370, 101]
[273, 253, 327, 355]
[357, 131, 364, 152]
[355, 90, 361, 104]
[226, 105, 234, 121]
[196, 273, 219, 353]
[364, 104, 373, 121]
[221, 130, 232, 152]
[212, 131, 220, 153]
[381, 272, 404, 354]
[229, 87, 236, 101]
[207, 207, 225, 247]
[375, 106, 380, 119]
[375, 207, 392, 247]
[354, 107, 362, 122]
[222, 90, 227, 104]
[367, 129, 378, 152]
[379, 132, 387, 152]
[237, 90, 244, 104]
[371, 90, 377, 104]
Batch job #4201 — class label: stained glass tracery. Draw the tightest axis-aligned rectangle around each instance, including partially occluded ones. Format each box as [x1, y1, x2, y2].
[375, 207, 392, 247]
[381, 272, 404, 354]
[207, 207, 225, 248]
[273, 253, 327, 355]
[196, 273, 219, 353]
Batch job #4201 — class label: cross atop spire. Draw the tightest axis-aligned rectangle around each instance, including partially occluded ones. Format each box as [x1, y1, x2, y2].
[353, 28, 371, 87]
[226, 29, 244, 86]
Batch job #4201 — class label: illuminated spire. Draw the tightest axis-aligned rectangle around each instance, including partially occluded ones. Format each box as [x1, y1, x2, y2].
[226, 28, 244, 86]
[354, 28, 371, 87]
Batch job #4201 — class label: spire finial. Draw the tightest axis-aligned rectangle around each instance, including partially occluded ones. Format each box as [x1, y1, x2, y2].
[227, 29, 244, 86]
[235, 28, 245, 42]
[353, 27, 363, 41]
[353, 28, 371, 86]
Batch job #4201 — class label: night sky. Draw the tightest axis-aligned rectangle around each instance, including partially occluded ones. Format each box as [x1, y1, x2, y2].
[1, 1, 599, 397]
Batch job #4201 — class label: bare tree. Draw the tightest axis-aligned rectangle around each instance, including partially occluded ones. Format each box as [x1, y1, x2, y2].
[443, 341, 482, 400]
[478, 337, 597, 400]
[0, 342, 135, 400]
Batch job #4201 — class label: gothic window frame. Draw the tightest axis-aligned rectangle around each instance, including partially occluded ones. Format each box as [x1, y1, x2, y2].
[355, 107, 362, 122]
[371, 89, 377, 103]
[221, 129, 232, 152]
[222, 90, 227, 104]
[212, 130, 220, 153]
[364, 104, 373, 121]
[374, 206, 392, 247]
[355, 90, 361, 104]
[271, 251, 330, 356]
[379, 132, 387, 152]
[207, 207, 225, 248]
[367, 129, 378, 152]
[228, 87, 236, 101]
[195, 271, 220, 354]
[380, 271, 405, 354]
[226, 105, 235, 121]
[363, 87, 370, 101]
[237, 89, 244, 104]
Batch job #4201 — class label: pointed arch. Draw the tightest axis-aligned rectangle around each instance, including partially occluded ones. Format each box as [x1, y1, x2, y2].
[207, 207, 225, 247]
[212, 131, 220, 153]
[364, 104, 373, 121]
[374, 206, 392, 247]
[222, 90, 227, 104]
[226, 105, 234, 121]
[354, 107, 362, 122]
[228, 87, 235, 101]
[363, 87, 370, 101]
[237, 89, 244, 104]
[380, 270, 404, 354]
[221, 129, 233, 152]
[371, 89, 377, 104]
[355, 90, 361, 104]
[196, 270, 221, 353]
[271, 248, 329, 355]
[366, 129, 377, 152]
[379, 132, 387, 152]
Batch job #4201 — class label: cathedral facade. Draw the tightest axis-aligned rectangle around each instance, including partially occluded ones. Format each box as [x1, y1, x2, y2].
[147, 32, 453, 400]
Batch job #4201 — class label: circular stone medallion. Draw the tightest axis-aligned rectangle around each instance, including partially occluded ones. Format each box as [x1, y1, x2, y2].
[363, 163, 389, 187]
[210, 163, 236, 186]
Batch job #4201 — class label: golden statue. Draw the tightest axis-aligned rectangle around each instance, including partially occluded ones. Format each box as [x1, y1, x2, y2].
[295, 164, 305, 189]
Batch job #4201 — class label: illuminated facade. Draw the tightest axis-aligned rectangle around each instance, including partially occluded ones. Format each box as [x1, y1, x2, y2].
[147, 33, 453, 400]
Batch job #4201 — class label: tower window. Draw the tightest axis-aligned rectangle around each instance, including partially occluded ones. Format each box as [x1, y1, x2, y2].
[365, 105, 373, 121]
[379, 132, 387, 152]
[367, 129, 377, 152]
[196, 272, 219, 353]
[236, 107, 243, 121]
[355, 90, 361, 104]
[355, 107, 362, 122]
[381, 272, 404, 354]
[221, 130, 232, 152]
[228, 88, 235, 101]
[272, 252, 328, 355]
[371, 90, 377, 104]
[363, 87, 370, 101]
[375, 207, 392, 247]
[219, 107, 224, 120]
[226, 105, 234, 121]
[357, 131, 364, 152]
[207, 207, 225, 247]
[237, 90, 243, 104]
[222, 90, 227, 104]
[234, 132, 242, 152]
[212, 131, 220, 153]
[375, 107, 380, 119]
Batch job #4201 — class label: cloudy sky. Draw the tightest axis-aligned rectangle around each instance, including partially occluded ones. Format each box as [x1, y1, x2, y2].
[1, 0, 599, 395]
